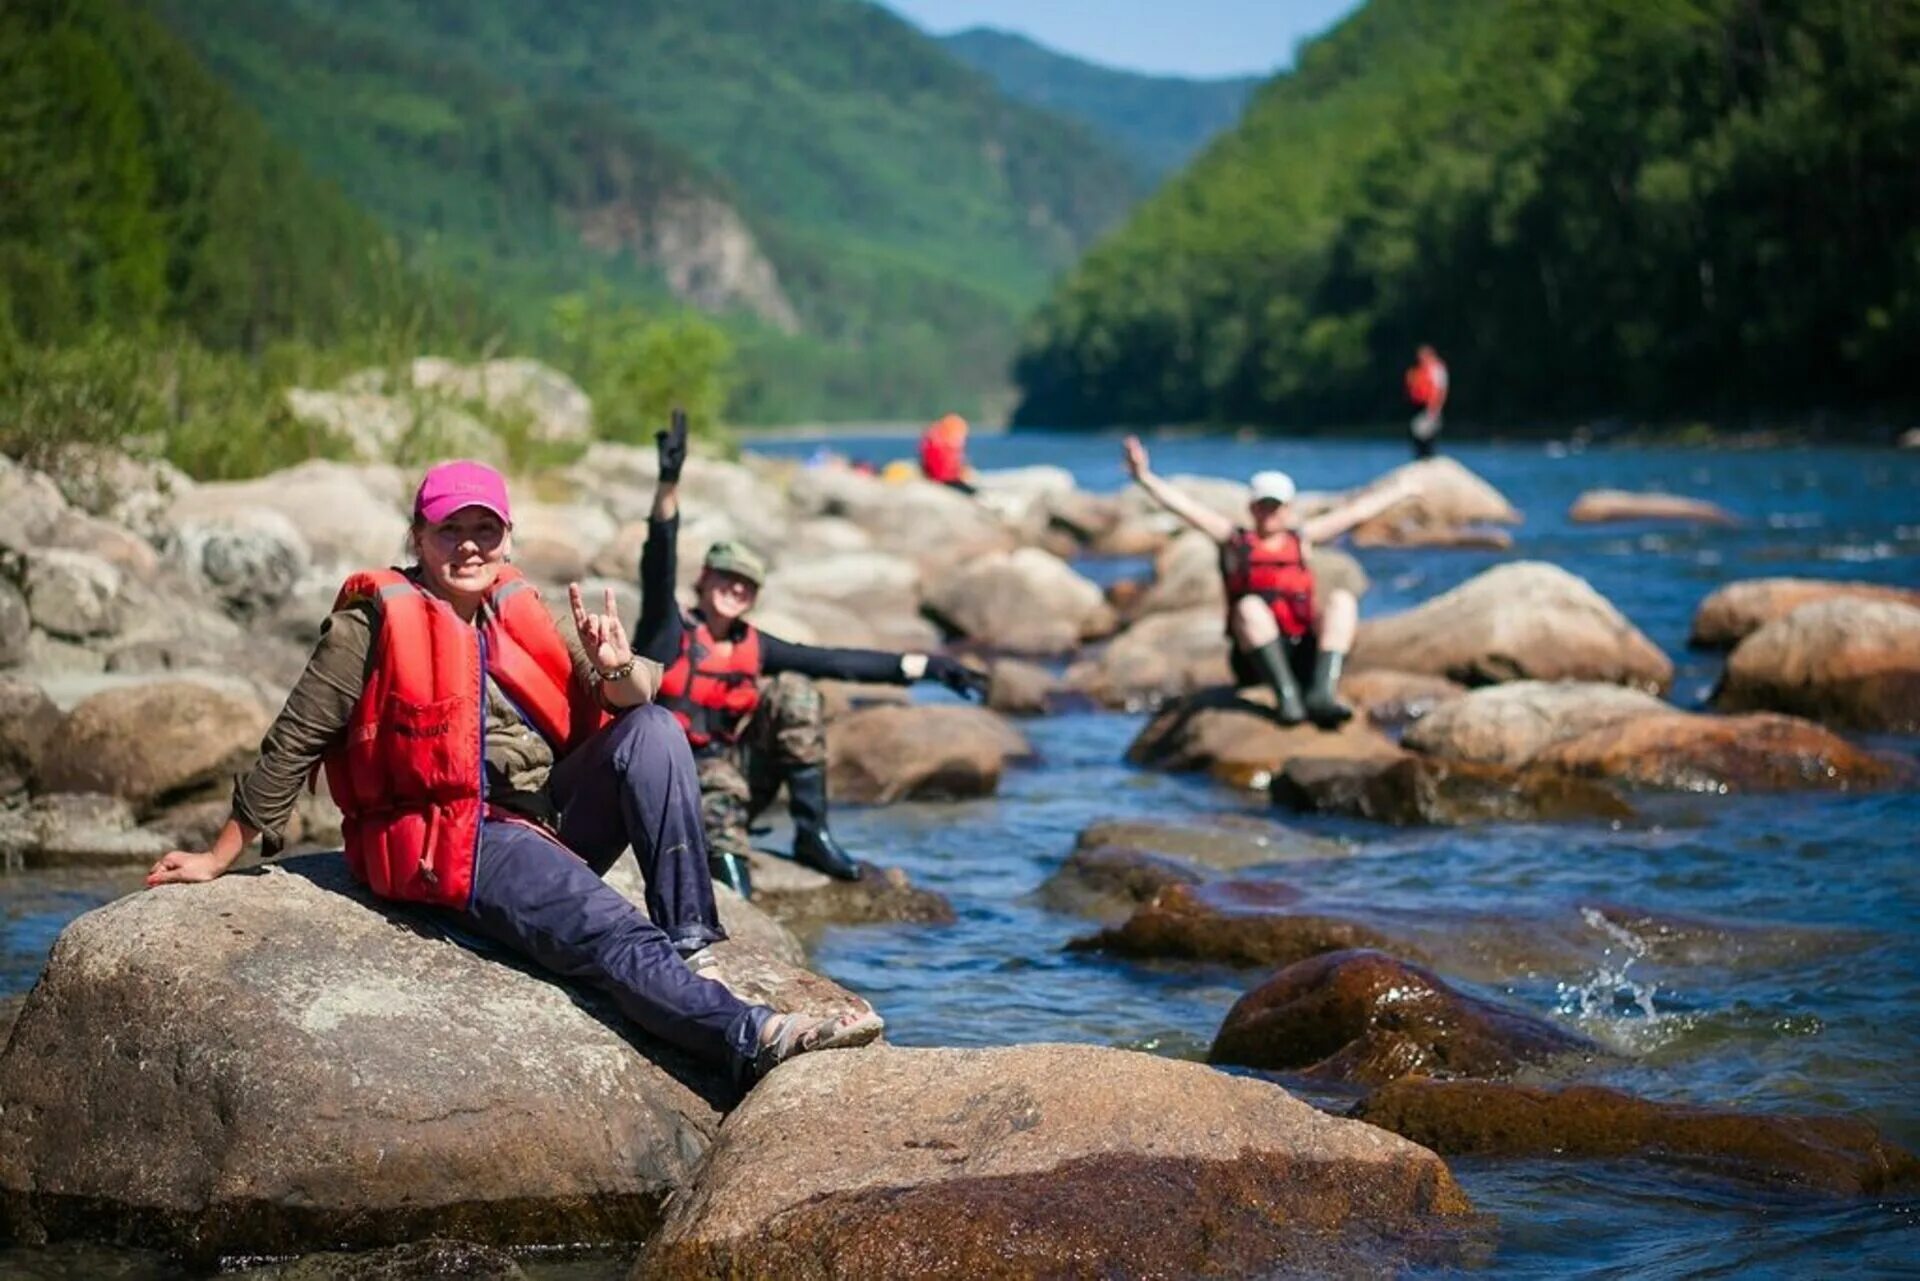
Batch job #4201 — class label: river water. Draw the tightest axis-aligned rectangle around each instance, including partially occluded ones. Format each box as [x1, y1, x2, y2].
[3, 435, 1916, 1277]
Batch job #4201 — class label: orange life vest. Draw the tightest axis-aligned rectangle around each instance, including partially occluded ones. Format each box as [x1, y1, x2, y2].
[657, 613, 764, 749]
[322, 567, 607, 909]
[1406, 363, 1435, 406]
[1221, 528, 1317, 639]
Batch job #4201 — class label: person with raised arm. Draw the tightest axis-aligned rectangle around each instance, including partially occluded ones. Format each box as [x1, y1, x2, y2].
[145, 459, 880, 1083]
[1122, 436, 1415, 728]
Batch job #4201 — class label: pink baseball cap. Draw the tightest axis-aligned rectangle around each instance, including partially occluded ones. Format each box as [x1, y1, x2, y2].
[414, 460, 512, 525]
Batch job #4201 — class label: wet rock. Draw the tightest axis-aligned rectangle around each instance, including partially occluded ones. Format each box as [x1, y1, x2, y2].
[172, 509, 313, 620]
[1034, 843, 1207, 920]
[22, 548, 123, 640]
[1209, 949, 1597, 1084]
[0, 577, 28, 667]
[923, 547, 1114, 655]
[0, 793, 172, 867]
[1716, 599, 1920, 732]
[1536, 711, 1897, 792]
[1402, 680, 1673, 768]
[1067, 606, 1230, 708]
[1351, 561, 1673, 693]
[36, 679, 270, 811]
[235, 1238, 528, 1280]
[1272, 754, 1633, 826]
[1038, 821, 1349, 922]
[1691, 577, 1920, 648]
[1341, 669, 1467, 727]
[1353, 1081, 1920, 1195]
[827, 704, 1031, 804]
[0, 675, 60, 798]
[1069, 881, 1392, 970]
[638, 1043, 1472, 1279]
[1125, 686, 1403, 788]
[984, 656, 1061, 716]
[0, 852, 873, 1259]
[743, 855, 956, 936]
[169, 460, 406, 571]
[1570, 489, 1739, 525]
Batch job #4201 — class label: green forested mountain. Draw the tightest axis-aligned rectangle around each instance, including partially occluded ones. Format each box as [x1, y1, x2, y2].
[941, 27, 1261, 178]
[1014, 0, 1920, 429]
[146, 0, 1145, 422]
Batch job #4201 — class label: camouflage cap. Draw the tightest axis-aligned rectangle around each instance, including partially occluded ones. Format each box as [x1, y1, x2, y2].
[702, 540, 767, 587]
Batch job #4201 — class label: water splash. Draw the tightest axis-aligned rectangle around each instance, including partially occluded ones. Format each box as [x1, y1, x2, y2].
[1556, 907, 1686, 1053]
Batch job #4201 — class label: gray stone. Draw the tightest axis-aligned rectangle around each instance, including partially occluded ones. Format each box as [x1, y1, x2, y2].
[24, 549, 123, 639]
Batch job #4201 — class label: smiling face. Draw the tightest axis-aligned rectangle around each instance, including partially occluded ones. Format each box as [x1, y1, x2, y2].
[412, 505, 510, 608]
[1249, 496, 1290, 537]
[696, 568, 759, 626]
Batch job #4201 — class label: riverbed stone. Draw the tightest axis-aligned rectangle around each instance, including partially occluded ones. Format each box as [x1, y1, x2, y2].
[1691, 577, 1920, 648]
[23, 548, 123, 640]
[169, 460, 406, 571]
[172, 509, 313, 620]
[1341, 669, 1468, 726]
[637, 1043, 1472, 1279]
[1569, 489, 1739, 525]
[1715, 599, 1920, 732]
[827, 704, 1030, 805]
[1534, 710, 1897, 792]
[1339, 457, 1522, 546]
[1402, 680, 1674, 768]
[983, 656, 1061, 716]
[1067, 606, 1230, 707]
[1353, 1081, 1920, 1195]
[0, 577, 28, 668]
[1126, 531, 1367, 622]
[923, 547, 1114, 655]
[36, 680, 271, 810]
[0, 792, 172, 867]
[1068, 881, 1396, 970]
[1126, 686, 1403, 788]
[1209, 949, 1598, 1084]
[1272, 754, 1634, 826]
[741, 855, 956, 936]
[0, 852, 874, 1260]
[234, 1239, 528, 1280]
[1351, 561, 1673, 692]
[0, 675, 60, 799]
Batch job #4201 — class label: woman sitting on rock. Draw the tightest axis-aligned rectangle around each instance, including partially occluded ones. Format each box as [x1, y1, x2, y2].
[145, 459, 880, 1083]
[1123, 436, 1414, 728]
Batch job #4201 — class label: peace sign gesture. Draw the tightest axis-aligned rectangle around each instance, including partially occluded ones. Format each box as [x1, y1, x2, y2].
[568, 582, 635, 677]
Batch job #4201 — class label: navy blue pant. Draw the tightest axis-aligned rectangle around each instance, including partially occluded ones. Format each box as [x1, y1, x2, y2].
[451, 705, 769, 1076]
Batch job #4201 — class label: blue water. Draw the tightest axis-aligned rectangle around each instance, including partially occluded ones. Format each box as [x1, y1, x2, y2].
[3, 435, 1916, 1277]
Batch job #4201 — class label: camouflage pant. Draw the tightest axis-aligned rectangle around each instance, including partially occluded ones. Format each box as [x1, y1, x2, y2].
[695, 672, 827, 858]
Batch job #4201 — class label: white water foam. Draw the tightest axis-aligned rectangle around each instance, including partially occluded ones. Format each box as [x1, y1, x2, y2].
[1556, 907, 1688, 1054]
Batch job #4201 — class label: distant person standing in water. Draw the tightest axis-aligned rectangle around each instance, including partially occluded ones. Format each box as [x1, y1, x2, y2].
[1123, 437, 1416, 728]
[919, 413, 977, 494]
[1405, 344, 1449, 459]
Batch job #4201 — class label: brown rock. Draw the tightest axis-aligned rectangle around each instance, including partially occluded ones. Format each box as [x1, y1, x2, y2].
[811, 678, 911, 722]
[1691, 577, 1920, 649]
[1068, 607, 1230, 708]
[638, 1044, 1472, 1279]
[1569, 489, 1740, 525]
[984, 656, 1060, 717]
[1351, 524, 1514, 550]
[1033, 846, 1207, 921]
[1068, 881, 1390, 969]
[1272, 754, 1633, 826]
[1535, 711, 1896, 792]
[1716, 599, 1920, 732]
[742, 856, 956, 937]
[922, 547, 1112, 655]
[1338, 457, 1521, 547]
[0, 793, 172, 867]
[1402, 680, 1673, 768]
[827, 704, 1031, 804]
[1341, 669, 1467, 727]
[1071, 816, 1349, 870]
[37, 680, 270, 811]
[1354, 1080, 1920, 1195]
[0, 852, 872, 1260]
[1351, 562, 1673, 693]
[1209, 949, 1597, 1084]
[1126, 686, 1402, 788]
[0, 675, 61, 799]
[234, 1239, 527, 1280]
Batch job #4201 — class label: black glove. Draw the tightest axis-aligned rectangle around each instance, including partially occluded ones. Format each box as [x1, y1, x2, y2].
[656, 408, 688, 485]
[924, 655, 990, 701]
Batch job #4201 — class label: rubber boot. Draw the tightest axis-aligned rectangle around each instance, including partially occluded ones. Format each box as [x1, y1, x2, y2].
[1304, 649, 1354, 729]
[1245, 640, 1308, 725]
[786, 764, 862, 881]
[708, 850, 754, 900]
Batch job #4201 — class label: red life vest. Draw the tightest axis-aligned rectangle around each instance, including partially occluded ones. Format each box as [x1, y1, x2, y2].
[1221, 528, 1317, 639]
[1406, 363, 1435, 406]
[321, 567, 607, 909]
[919, 433, 967, 484]
[657, 614, 764, 748]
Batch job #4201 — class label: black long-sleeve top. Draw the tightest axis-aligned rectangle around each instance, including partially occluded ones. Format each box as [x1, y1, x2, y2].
[636, 513, 915, 684]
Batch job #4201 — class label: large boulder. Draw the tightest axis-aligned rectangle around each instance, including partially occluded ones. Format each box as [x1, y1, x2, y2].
[41, 443, 191, 542]
[170, 461, 406, 571]
[506, 500, 619, 586]
[22, 548, 123, 639]
[1338, 458, 1521, 547]
[1067, 607, 1229, 708]
[1570, 489, 1738, 525]
[1354, 1081, 1919, 1196]
[1351, 561, 1673, 692]
[36, 679, 270, 810]
[1402, 681, 1673, 768]
[0, 577, 29, 668]
[0, 792, 173, 867]
[0, 675, 60, 798]
[404, 357, 594, 446]
[0, 852, 873, 1260]
[1340, 668, 1467, 727]
[1272, 753, 1633, 826]
[760, 550, 920, 607]
[1126, 531, 1367, 622]
[1534, 711, 1897, 792]
[1126, 686, 1402, 788]
[827, 704, 1031, 804]
[1715, 599, 1920, 732]
[1208, 949, 1598, 1084]
[741, 856, 955, 936]
[923, 547, 1113, 655]
[638, 1044, 1472, 1278]
[1068, 881, 1399, 971]
[1036, 819, 1347, 921]
[787, 467, 1012, 572]
[1691, 577, 1920, 648]
[0, 455, 72, 552]
[285, 387, 498, 464]
[171, 509, 313, 621]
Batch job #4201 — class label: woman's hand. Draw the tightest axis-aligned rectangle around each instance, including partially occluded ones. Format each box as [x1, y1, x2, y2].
[146, 848, 235, 887]
[1122, 435, 1150, 482]
[569, 583, 635, 676]
[657, 408, 688, 486]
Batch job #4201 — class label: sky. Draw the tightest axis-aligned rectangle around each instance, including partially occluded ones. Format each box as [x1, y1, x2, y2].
[883, 0, 1363, 79]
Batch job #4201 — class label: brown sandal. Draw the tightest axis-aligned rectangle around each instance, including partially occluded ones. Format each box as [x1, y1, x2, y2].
[750, 1008, 884, 1082]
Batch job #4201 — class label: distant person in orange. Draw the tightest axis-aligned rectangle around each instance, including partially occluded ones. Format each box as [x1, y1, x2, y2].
[919, 413, 977, 494]
[1405, 344, 1449, 460]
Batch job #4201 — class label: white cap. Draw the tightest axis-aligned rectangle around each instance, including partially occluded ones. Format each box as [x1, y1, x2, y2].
[1249, 470, 1297, 504]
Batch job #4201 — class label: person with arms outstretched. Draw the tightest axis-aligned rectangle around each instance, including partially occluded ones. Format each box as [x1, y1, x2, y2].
[638, 413, 989, 898]
[1122, 436, 1414, 728]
